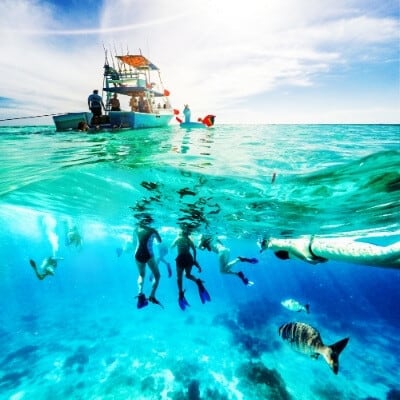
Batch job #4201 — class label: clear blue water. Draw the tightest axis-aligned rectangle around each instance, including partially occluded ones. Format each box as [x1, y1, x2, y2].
[0, 124, 399, 399]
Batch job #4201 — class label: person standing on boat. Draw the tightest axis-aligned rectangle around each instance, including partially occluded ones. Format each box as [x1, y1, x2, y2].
[138, 94, 146, 112]
[130, 95, 138, 111]
[88, 89, 105, 117]
[108, 93, 121, 111]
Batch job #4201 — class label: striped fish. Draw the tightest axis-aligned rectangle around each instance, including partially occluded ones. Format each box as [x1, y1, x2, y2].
[278, 322, 349, 374]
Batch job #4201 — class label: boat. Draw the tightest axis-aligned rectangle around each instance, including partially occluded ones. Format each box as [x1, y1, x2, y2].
[52, 112, 92, 132]
[53, 50, 174, 132]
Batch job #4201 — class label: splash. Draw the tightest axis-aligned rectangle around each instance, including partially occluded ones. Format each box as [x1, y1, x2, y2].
[42, 215, 59, 257]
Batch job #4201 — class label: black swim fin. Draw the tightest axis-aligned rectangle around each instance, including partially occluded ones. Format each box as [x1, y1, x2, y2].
[136, 293, 148, 309]
[149, 296, 164, 309]
[196, 279, 211, 304]
[237, 271, 254, 286]
[238, 257, 258, 264]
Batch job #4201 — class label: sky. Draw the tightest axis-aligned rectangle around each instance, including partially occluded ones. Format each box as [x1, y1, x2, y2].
[0, 0, 399, 125]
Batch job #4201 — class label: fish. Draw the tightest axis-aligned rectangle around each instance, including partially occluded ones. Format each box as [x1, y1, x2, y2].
[281, 298, 310, 313]
[278, 322, 349, 374]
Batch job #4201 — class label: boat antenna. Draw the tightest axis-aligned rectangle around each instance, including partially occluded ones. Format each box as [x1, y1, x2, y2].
[103, 43, 109, 67]
[119, 43, 128, 74]
[113, 43, 120, 71]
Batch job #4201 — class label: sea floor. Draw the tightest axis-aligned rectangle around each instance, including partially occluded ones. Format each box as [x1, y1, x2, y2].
[1, 290, 399, 400]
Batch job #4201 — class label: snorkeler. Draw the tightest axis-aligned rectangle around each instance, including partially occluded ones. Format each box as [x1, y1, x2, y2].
[171, 226, 211, 310]
[258, 236, 400, 268]
[146, 243, 173, 282]
[64, 222, 82, 249]
[198, 235, 257, 285]
[29, 257, 63, 280]
[156, 242, 172, 278]
[134, 215, 163, 309]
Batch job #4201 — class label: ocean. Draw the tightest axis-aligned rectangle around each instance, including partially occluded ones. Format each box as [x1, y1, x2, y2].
[0, 124, 399, 400]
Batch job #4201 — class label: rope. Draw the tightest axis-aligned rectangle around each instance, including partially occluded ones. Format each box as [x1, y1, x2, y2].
[0, 113, 63, 122]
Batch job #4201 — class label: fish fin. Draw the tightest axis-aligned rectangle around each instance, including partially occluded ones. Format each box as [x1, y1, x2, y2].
[328, 337, 350, 374]
[330, 337, 350, 355]
[305, 304, 310, 313]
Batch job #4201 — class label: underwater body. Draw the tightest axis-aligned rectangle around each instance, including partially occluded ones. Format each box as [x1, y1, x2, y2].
[0, 124, 399, 400]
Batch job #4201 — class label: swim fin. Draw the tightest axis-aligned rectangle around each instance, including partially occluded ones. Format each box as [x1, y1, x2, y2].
[178, 291, 190, 311]
[237, 271, 254, 286]
[196, 279, 211, 304]
[136, 293, 148, 309]
[116, 247, 123, 257]
[238, 257, 258, 264]
[149, 296, 164, 309]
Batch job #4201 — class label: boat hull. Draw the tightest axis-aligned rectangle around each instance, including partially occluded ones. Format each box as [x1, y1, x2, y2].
[109, 111, 173, 129]
[53, 112, 92, 132]
[53, 111, 173, 132]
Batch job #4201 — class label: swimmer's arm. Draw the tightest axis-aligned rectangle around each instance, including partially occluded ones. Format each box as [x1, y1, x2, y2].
[190, 239, 197, 260]
[153, 229, 162, 243]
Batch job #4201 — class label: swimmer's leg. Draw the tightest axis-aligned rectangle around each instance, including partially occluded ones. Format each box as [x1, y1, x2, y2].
[147, 258, 160, 299]
[29, 259, 45, 280]
[136, 261, 146, 295]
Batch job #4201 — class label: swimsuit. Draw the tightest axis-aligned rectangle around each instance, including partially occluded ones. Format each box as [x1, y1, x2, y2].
[176, 253, 194, 269]
[135, 245, 151, 263]
[135, 232, 156, 263]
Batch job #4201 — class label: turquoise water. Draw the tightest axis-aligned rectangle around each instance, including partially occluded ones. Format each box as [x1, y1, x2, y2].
[0, 124, 399, 399]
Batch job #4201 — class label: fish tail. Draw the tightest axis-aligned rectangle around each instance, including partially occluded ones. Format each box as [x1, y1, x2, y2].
[327, 337, 350, 374]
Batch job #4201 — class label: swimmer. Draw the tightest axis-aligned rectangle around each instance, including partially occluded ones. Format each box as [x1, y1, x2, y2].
[259, 236, 400, 268]
[29, 257, 63, 280]
[158, 243, 172, 277]
[199, 235, 258, 286]
[172, 227, 210, 310]
[65, 224, 82, 249]
[134, 215, 163, 308]
[148, 243, 172, 281]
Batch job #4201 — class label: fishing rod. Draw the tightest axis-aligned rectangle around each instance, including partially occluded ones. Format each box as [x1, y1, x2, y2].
[0, 113, 63, 122]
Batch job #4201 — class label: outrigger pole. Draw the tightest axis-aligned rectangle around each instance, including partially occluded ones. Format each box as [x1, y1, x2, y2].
[0, 113, 63, 122]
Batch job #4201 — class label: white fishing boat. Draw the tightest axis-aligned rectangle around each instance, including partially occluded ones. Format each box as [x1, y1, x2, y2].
[53, 50, 174, 132]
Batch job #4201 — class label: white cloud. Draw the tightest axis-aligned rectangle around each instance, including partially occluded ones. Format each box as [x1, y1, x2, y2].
[0, 0, 398, 124]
